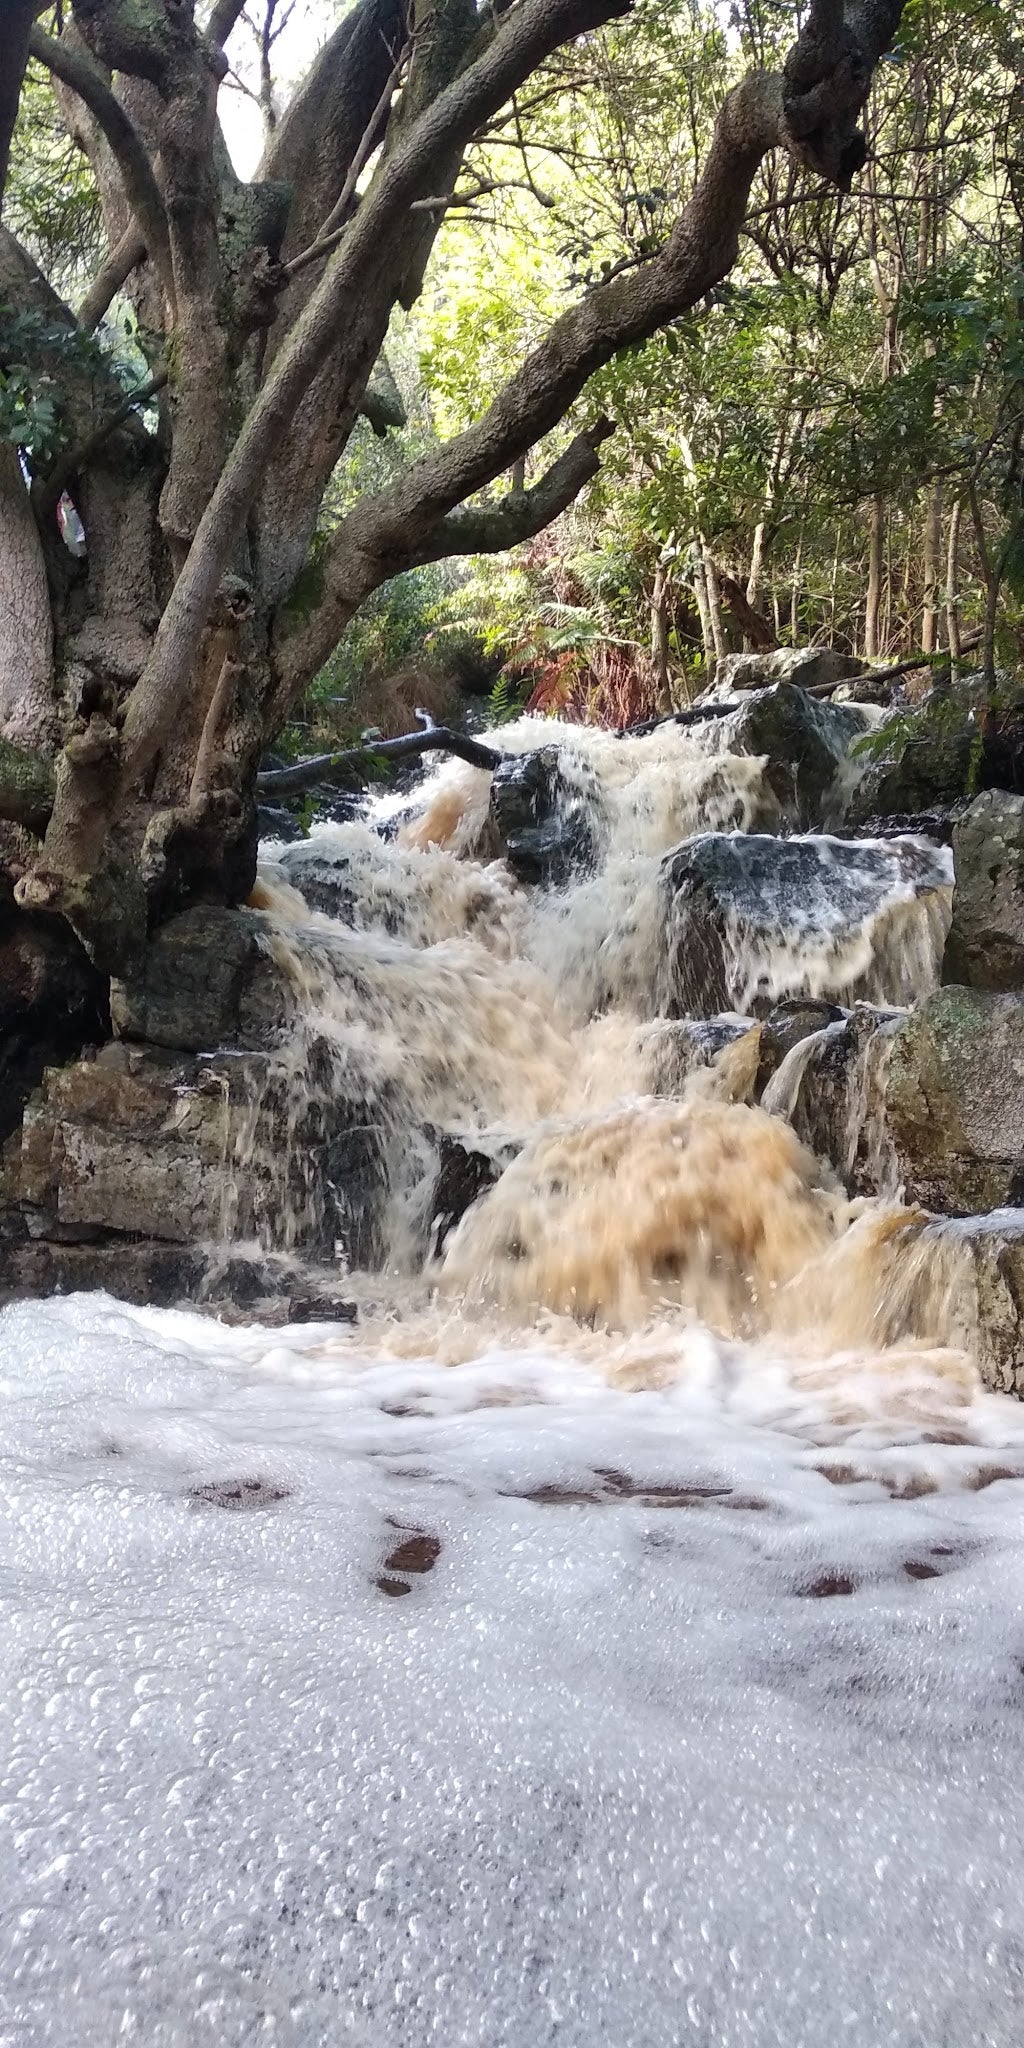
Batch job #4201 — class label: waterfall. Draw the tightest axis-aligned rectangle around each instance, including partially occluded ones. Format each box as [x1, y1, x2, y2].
[234, 708, 1019, 1437]
[6, 705, 1024, 2048]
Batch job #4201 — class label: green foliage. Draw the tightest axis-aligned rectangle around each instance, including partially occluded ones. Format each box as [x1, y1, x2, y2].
[0, 303, 106, 465]
[5, 68, 104, 295]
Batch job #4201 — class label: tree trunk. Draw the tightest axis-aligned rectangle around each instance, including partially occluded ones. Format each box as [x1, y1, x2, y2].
[865, 495, 884, 659]
[921, 480, 943, 656]
[702, 544, 728, 660]
[650, 561, 673, 715]
[944, 497, 963, 663]
[789, 531, 804, 645]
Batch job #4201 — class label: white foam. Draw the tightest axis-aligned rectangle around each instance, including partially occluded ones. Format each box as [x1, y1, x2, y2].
[2, 1293, 1024, 2047]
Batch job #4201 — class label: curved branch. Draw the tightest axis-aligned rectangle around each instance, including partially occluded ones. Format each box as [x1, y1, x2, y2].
[76, 223, 146, 332]
[257, 725, 500, 799]
[28, 24, 174, 304]
[0, 1, 36, 221]
[34, 369, 167, 519]
[406, 417, 615, 565]
[205, 0, 249, 49]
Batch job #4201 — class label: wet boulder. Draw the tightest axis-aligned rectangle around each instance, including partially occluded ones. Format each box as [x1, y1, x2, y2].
[943, 789, 1024, 991]
[660, 833, 951, 1020]
[718, 682, 871, 828]
[17, 1046, 289, 1246]
[712, 648, 866, 694]
[926, 1212, 1024, 1398]
[257, 805, 308, 844]
[755, 997, 847, 1090]
[885, 986, 1024, 1213]
[762, 1006, 902, 1197]
[843, 692, 973, 827]
[11, 1038, 388, 1268]
[488, 746, 602, 886]
[636, 1016, 757, 1097]
[427, 1132, 519, 1256]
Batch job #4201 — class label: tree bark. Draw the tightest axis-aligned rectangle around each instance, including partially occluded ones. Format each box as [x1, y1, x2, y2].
[0, 447, 56, 750]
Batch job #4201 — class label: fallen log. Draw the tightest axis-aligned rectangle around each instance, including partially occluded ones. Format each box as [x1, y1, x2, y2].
[804, 632, 984, 696]
[256, 723, 501, 799]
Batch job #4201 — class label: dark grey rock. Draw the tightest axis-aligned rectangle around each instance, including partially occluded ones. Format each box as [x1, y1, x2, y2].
[756, 998, 847, 1090]
[718, 682, 871, 828]
[258, 805, 308, 843]
[488, 746, 603, 886]
[428, 1133, 507, 1256]
[762, 1005, 902, 1196]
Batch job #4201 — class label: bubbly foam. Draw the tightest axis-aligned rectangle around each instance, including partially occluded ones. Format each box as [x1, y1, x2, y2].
[2, 1293, 1024, 2047]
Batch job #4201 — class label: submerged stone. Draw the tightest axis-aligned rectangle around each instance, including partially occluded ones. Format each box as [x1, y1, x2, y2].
[661, 832, 951, 1019]
[488, 745, 602, 885]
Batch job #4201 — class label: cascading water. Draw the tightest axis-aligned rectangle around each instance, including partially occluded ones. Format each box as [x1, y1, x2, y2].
[4, 707, 1024, 2048]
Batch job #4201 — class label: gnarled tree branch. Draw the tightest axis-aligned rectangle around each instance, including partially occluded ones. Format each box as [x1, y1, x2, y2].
[28, 24, 174, 305]
[117, 0, 634, 784]
[76, 223, 146, 332]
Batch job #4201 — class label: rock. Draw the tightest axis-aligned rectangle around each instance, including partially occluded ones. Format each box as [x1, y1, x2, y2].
[712, 648, 866, 694]
[885, 986, 1024, 1213]
[111, 906, 288, 1051]
[844, 697, 972, 826]
[428, 1133, 509, 1255]
[755, 998, 847, 1089]
[257, 805, 308, 843]
[0, 906, 108, 1145]
[0, 1226, 357, 1324]
[0, 1233, 206, 1307]
[839, 675, 1024, 828]
[928, 1212, 1024, 1398]
[7, 1034, 394, 1274]
[488, 746, 602, 886]
[845, 804, 967, 845]
[865, 1210, 1024, 1400]
[762, 1005, 902, 1196]
[635, 1017, 755, 1095]
[18, 1049, 277, 1245]
[718, 682, 871, 828]
[943, 789, 1024, 991]
[660, 833, 952, 1019]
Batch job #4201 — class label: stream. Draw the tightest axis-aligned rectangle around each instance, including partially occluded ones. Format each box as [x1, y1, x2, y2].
[2, 711, 1024, 2046]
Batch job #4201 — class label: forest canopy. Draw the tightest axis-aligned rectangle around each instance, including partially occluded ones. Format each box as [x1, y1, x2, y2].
[0, 0, 1013, 971]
